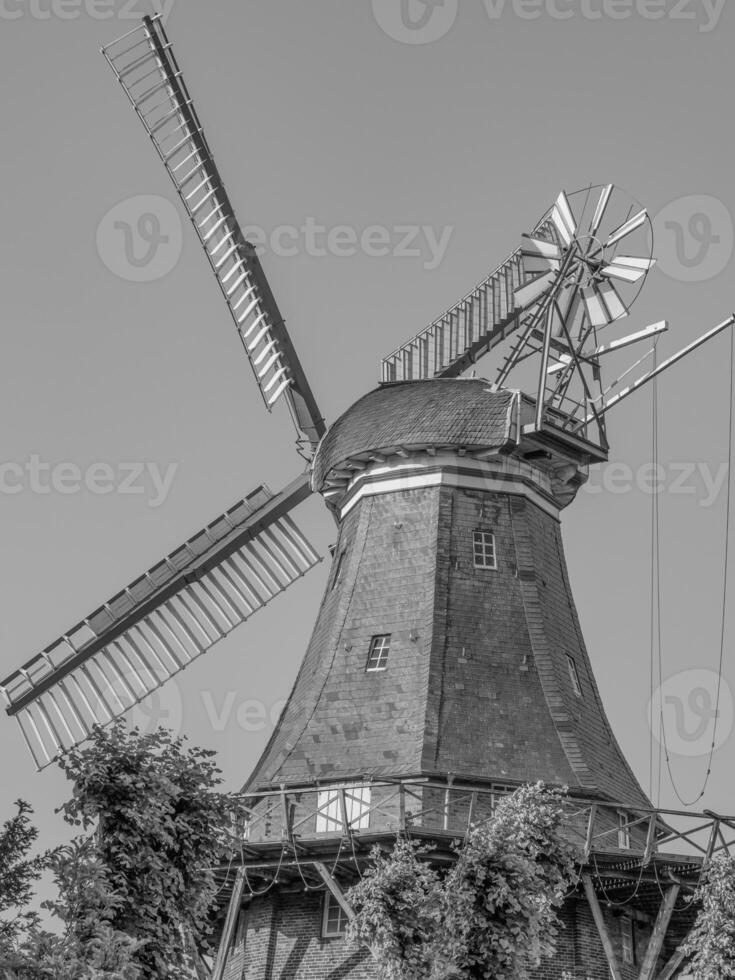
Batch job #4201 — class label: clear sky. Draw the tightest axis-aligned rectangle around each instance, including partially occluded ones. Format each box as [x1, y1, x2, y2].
[1, 0, 734, 897]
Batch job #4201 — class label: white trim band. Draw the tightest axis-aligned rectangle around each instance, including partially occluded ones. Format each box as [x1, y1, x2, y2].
[335, 453, 560, 520]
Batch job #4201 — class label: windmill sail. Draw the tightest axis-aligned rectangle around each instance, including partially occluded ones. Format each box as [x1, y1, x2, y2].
[381, 243, 538, 383]
[101, 16, 325, 450]
[0, 475, 321, 769]
[381, 198, 566, 384]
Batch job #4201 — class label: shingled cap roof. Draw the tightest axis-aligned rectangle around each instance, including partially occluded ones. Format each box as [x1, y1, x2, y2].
[312, 379, 520, 491]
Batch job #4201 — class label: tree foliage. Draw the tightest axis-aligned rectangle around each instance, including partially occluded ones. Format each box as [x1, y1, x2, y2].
[56, 722, 243, 980]
[2, 839, 143, 980]
[683, 856, 735, 979]
[347, 783, 576, 980]
[1, 723, 242, 980]
[346, 839, 441, 980]
[0, 801, 47, 946]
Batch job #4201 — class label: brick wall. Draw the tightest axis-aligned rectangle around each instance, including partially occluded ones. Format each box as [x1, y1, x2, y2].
[220, 889, 663, 979]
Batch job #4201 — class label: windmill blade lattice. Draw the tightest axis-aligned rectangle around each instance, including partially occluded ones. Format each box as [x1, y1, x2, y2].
[101, 16, 325, 451]
[0, 477, 321, 769]
[381, 209, 561, 383]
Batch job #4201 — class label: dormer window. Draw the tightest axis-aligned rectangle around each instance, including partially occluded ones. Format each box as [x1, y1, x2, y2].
[473, 530, 497, 569]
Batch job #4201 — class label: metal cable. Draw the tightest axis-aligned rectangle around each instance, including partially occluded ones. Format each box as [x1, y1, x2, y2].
[657, 329, 734, 806]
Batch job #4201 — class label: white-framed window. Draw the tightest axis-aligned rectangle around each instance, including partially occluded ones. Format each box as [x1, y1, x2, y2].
[316, 785, 372, 833]
[473, 530, 497, 569]
[567, 655, 583, 698]
[322, 892, 350, 939]
[366, 634, 391, 672]
[620, 916, 635, 964]
[617, 810, 631, 850]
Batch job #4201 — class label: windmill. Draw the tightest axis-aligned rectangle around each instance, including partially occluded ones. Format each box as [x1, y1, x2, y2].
[2, 15, 735, 978]
[0, 6, 731, 775]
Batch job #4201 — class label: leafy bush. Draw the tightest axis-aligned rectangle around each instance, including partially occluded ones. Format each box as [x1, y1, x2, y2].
[56, 722, 244, 979]
[348, 783, 576, 980]
[683, 856, 735, 979]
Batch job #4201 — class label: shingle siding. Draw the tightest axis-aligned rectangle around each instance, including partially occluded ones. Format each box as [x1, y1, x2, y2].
[247, 481, 648, 807]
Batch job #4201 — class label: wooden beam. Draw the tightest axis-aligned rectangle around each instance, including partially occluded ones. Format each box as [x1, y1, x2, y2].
[638, 885, 680, 980]
[655, 943, 688, 980]
[212, 867, 246, 980]
[313, 861, 356, 922]
[582, 873, 623, 980]
[643, 813, 658, 864]
[584, 805, 598, 860]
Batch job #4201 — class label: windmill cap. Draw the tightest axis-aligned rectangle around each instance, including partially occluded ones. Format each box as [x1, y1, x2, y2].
[311, 379, 522, 493]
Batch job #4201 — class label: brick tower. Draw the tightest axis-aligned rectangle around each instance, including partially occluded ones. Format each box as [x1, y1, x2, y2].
[216, 380, 701, 980]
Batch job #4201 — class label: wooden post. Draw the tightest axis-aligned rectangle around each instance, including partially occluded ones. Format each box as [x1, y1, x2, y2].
[582, 873, 623, 980]
[467, 790, 478, 832]
[339, 788, 350, 834]
[212, 867, 246, 980]
[443, 775, 454, 831]
[279, 785, 291, 840]
[584, 805, 598, 860]
[655, 943, 688, 980]
[313, 860, 356, 922]
[399, 782, 406, 833]
[643, 813, 658, 865]
[703, 817, 720, 868]
[638, 884, 679, 980]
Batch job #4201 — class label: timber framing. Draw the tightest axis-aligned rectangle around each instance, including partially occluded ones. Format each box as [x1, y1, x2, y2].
[211, 781, 718, 980]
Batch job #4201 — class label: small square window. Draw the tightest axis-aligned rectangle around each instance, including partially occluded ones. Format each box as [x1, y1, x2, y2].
[322, 892, 350, 939]
[618, 811, 631, 850]
[473, 531, 497, 569]
[567, 655, 582, 698]
[621, 917, 635, 964]
[366, 635, 390, 672]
